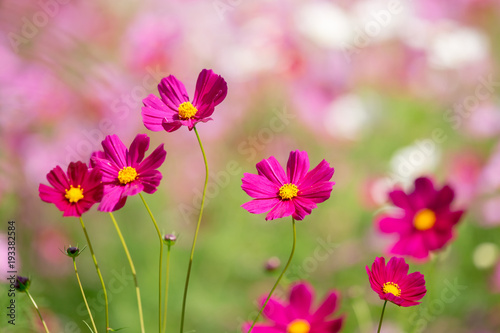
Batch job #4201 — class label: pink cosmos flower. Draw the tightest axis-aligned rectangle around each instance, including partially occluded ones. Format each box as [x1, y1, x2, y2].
[242, 282, 344, 333]
[39, 161, 103, 217]
[366, 256, 426, 307]
[91, 134, 166, 212]
[377, 177, 465, 259]
[241, 150, 335, 221]
[142, 69, 228, 132]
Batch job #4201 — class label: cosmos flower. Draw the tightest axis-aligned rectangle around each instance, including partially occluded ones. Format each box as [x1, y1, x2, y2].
[377, 177, 465, 259]
[241, 150, 335, 221]
[366, 256, 426, 307]
[242, 282, 343, 333]
[39, 161, 103, 217]
[91, 134, 166, 212]
[142, 69, 228, 132]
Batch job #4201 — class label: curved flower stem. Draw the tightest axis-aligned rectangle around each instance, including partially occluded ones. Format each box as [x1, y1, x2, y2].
[73, 258, 98, 333]
[25, 290, 50, 333]
[139, 192, 163, 333]
[180, 126, 209, 333]
[377, 300, 388, 333]
[109, 212, 145, 333]
[79, 217, 109, 331]
[162, 244, 172, 333]
[247, 218, 297, 333]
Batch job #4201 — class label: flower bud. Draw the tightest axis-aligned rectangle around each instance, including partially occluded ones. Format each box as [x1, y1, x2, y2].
[15, 276, 30, 292]
[163, 234, 177, 247]
[265, 256, 281, 272]
[64, 245, 85, 258]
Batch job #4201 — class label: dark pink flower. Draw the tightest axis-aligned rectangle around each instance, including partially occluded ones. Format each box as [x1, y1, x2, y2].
[39, 161, 103, 217]
[377, 177, 465, 259]
[241, 150, 335, 221]
[142, 69, 227, 132]
[366, 257, 426, 307]
[91, 134, 166, 212]
[242, 282, 343, 333]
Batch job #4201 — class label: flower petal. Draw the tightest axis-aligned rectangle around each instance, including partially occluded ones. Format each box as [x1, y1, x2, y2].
[142, 94, 176, 132]
[297, 159, 334, 189]
[162, 119, 183, 132]
[158, 75, 190, 110]
[138, 144, 167, 173]
[241, 173, 279, 199]
[98, 186, 128, 212]
[388, 189, 413, 211]
[291, 197, 316, 220]
[192, 69, 228, 116]
[299, 182, 334, 203]
[288, 282, 313, 318]
[385, 257, 409, 284]
[256, 156, 288, 186]
[241, 323, 282, 333]
[286, 151, 310, 185]
[265, 200, 295, 221]
[311, 291, 338, 322]
[241, 198, 281, 215]
[312, 317, 344, 333]
[46, 165, 70, 191]
[102, 135, 128, 169]
[128, 134, 150, 166]
[261, 297, 290, 326]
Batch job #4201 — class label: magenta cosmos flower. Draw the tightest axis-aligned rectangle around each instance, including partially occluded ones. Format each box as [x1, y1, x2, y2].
[91, 134, 166, 212]
[241, 150, 335, 221]
[243, 282, 343, 333]
[366, 256, 426, 307]
[142, 69, 228, 132]
[39, 161, 103, 217]
[377, 176, 465, 259]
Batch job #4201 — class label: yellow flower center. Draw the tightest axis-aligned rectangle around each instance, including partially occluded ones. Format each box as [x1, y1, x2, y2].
[382, 281, 401, 297]
[279, 183, 299, 200]
[65, 185, 84, 203]
[413, 208, 436, 231]
[118, 166, 138, 184]
[178, 101, 198, 120]
[287, 319, 310, 333]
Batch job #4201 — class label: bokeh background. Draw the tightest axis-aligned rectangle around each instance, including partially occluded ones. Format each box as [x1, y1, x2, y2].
[1, 0, 500, 332]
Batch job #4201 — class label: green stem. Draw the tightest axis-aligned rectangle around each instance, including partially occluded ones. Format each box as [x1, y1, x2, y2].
[162, 244, 172, 333]
[247, 218, 297, 333]
[79, 217, 109, 331]
[109, 212, 145, 333]
[180, 126, 209, 333]
[73, 258, 98, 333]
[377, 300, 388, 333]
[25, 289, 50, 333]
[139, 192, 163, 333]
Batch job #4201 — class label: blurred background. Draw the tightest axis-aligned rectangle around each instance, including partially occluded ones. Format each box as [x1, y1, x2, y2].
[1, 0, 500, 332]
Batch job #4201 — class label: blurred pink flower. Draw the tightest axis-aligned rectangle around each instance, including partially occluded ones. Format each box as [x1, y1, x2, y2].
[377, 177, 464, 259]
[242, 282, 344, 333]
